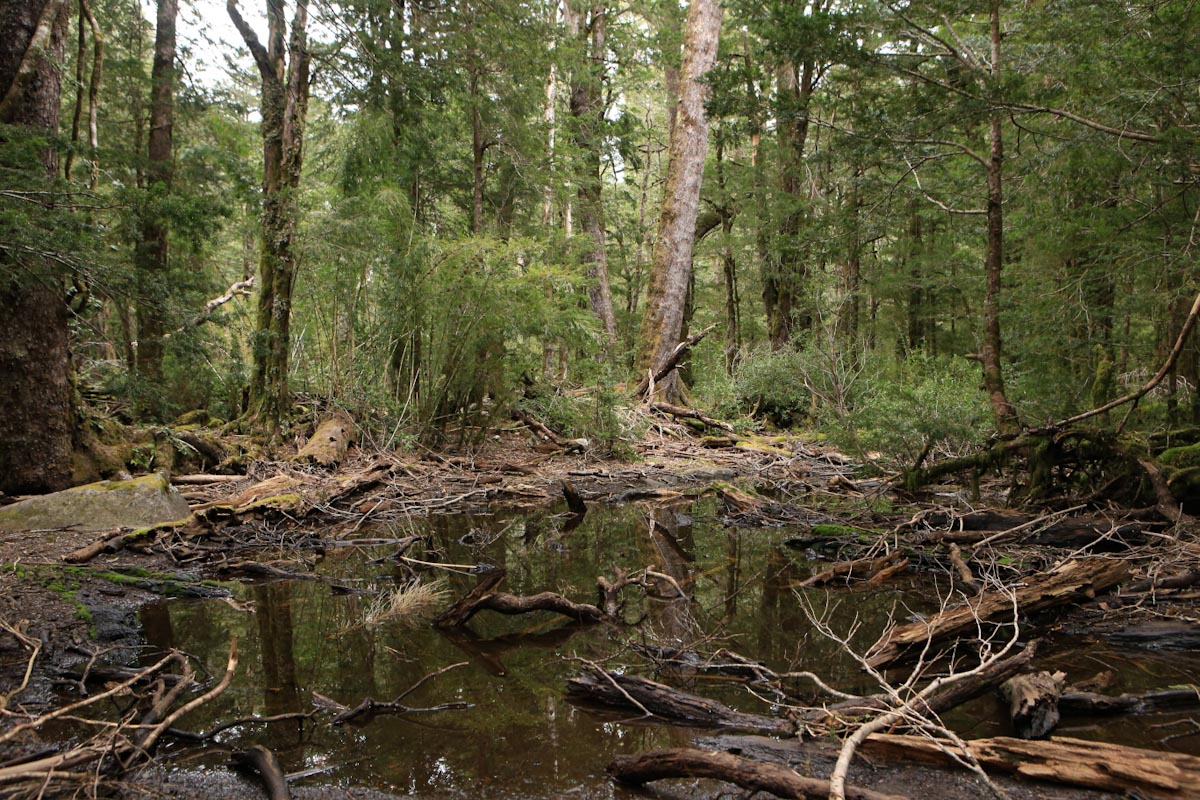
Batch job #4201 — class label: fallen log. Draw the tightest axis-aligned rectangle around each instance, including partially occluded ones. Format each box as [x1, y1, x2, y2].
[865, 558, 1129, 669]
[1000, 670, 1065, 739]
[861, 733, 1200, 799]
[433, 570, 608, 628]
[946, 543, 978, 592]
[631, 322, 720, 399]
[799, 551, 906, 588]
[608, 748, 908, 800]
[567, 667, 792, 736]
[1059, 686, 1200, 715]
[293, 411, 356, 467]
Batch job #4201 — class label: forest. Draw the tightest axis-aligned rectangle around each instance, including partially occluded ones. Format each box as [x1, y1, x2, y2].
[3, 0, 1200, 799]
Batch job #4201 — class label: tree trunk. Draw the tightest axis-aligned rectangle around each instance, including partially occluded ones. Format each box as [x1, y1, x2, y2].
[0, 0, 73, 495]
[133, 0, 177, 408]
[228, 0, 311, 437]
[981, 0, 1019, 433]
[635, 0, 721, 401]
[566, 0, 617, 351]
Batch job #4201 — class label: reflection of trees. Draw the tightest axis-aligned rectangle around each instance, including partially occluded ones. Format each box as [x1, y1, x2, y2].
[139, 601, 175, 650]
[642, 506, 697, 644]
[758, 546, 805, 660]
[254, 583, 301, 715]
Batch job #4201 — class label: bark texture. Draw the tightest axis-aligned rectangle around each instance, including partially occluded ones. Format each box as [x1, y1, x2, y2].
[0, 0, 73, 494]
[228, 0, 310, 436]
[566, 0, 617, 349]
[134, 0, 178, 396]
[635, 0, 721, 400]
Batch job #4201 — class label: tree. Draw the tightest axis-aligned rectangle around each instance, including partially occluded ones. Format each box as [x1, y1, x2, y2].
[132, 0, 178, 413]
[566, 0, 618, 350]
[0, 0, 74, 494]
[635, 0, 722, 400]
[228, 0, 311, 435]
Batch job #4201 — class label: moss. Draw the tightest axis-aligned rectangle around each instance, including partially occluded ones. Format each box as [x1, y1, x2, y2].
[1159, 442, 1200, 470]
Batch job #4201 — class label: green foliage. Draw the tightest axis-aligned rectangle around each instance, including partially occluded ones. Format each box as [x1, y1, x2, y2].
[849, 355, 992, 467]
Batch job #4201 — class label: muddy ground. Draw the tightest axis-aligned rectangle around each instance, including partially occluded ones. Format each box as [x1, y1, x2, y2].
[1, 416, 1197, 799]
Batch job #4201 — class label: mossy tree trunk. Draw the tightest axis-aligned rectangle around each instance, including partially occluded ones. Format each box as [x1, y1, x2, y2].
[132, 0, 177, 414]
[635, 0, 721, 401]
[228, 0, 311, 438]
[0, 0, 73, 495]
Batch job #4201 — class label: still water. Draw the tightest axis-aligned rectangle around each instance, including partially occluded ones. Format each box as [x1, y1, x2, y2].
[138, 499, 1200, 797]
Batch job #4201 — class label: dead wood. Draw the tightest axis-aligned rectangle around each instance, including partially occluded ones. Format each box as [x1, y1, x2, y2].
[650, 402, 739, 435]
[799, 551, 905, 588]
[433, 569, 607, 628]
[946, 544, 978, 592]
[1059, 687, 1200, 714]
[512, 408, 565, 444]
[293, 411, 356, 467]
[607, 748, 908, 800]
[566, 667, 793, 735]
[861, 733, 1200, 799]
[631, 322, 720, 399]
[1000, 670, 1065, 739]
[561, 479, 588, 514]
[803, 642, 1036, 726]
[231, 744, 291, 800]
[865, 558, 1129, 669]
[172, 474, 243, 485]
[1126, 568, 1200, 594]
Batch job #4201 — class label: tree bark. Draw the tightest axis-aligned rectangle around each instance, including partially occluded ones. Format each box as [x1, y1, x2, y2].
[0, 0, 73, 495]
[228, 0, 311, 437]
[981, 0, 1019, 433]
[635, 0, 721, 400]
[133, 0, 178, 404]
[566, 0, 617, 350]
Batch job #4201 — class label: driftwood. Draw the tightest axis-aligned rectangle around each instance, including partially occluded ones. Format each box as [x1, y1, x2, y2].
[607, 748, 908, 800]
[861, 733, 1200, 799]
[799, 551, 907, 588]
[433, 570, 608, 628]
[1000, 671, 1065, 739]
[865, 558, 1129, 669]
[293, 411, 356, 467]
[567, 667, 792, 736]
[231, 744, 291, 800]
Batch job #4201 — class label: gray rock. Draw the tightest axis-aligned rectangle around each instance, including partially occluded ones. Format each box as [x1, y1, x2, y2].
[0, 473, 190, 532]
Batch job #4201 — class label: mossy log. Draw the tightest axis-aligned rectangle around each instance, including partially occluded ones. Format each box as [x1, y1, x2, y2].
[865, 558, 1129, 669]
[293, 411, 356, 467]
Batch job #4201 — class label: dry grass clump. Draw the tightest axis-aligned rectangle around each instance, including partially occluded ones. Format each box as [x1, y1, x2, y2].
[364, 580, 450, 628]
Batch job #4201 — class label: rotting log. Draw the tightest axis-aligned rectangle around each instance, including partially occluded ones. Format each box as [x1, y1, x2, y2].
[865, 558, 1129, 669]
[1000, 670, 1065, 739]
[631, 322, 720, 400]
[293, 411, 356, 467]
[861, 733, 1200, 799]
[799, 551, 905, 588]
[561, 480, 588, 515]
[434, 570, 607, 629]
[607, 748, 908, 800]
[567, 667, 792, 736]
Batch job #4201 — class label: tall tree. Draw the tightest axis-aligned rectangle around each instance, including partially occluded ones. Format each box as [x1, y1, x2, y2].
[228, 0, 311, 435]
[0, 0, 73, 494]
[133, 0, 178, 410]
[566, 0, 618, 350]
[635, 0, 722, 400]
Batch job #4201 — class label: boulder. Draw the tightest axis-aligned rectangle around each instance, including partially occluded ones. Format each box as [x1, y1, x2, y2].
[0, 473, 191, 533]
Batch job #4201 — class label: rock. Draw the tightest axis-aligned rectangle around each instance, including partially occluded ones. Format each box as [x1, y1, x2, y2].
[0, 473, 191, 533]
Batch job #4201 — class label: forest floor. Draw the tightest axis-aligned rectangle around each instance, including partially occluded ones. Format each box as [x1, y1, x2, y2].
[1, 408, 1199, 799]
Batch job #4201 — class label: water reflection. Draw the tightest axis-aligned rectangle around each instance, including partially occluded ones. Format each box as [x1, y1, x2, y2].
[139, 500, 1200, 796]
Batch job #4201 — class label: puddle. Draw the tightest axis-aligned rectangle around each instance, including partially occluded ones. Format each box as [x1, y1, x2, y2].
[137, 500, 1200, 796]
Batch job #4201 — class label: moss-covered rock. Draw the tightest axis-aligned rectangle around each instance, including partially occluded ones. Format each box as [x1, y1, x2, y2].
[0, 473, 191, 532]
